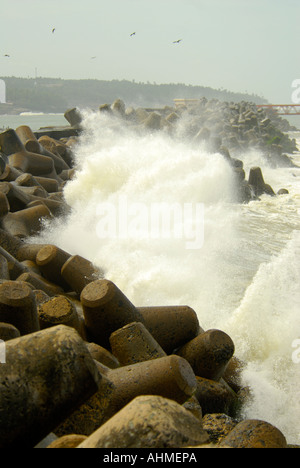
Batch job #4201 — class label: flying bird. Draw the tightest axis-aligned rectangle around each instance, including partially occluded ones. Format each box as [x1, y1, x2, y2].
[52, 28, 55, 33]
[4, 54, 10, 57]
[130, 32, 136, 37]
[90, 56, 96, 59]
[173, 39, 182, 44]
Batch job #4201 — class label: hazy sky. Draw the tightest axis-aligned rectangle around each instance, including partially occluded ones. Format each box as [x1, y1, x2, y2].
[1, 0, 299, 103]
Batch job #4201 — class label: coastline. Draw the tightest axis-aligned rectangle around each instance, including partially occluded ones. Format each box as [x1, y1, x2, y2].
[0, 98, 299, 448]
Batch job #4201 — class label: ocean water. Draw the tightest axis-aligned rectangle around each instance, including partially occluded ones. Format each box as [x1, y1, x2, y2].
[23, 110, 300, 445]
[0, 112, 66, 131]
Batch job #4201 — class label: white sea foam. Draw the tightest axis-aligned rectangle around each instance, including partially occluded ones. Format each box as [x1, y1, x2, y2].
[34, 112, 300, 444]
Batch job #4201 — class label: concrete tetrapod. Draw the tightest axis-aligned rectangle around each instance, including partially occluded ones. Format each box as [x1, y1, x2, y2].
[0, 280, 40, 335]
[0, 203, 52, 238]
[47, 434, 87, 448]
[176, 329, 235, 381]
[36, 244, 71, 290]
[77, 395, 209, 449]
[80, 279, 145, 348]
[137, 305, 202, 354]
[54, 354, 198, 437]
[0, 129, 64, 183]
[109, 321, 166, 365]
[16, 125, 70, 174]
[38, 295, 81, 332]
[61, 255, 103, 295]
[0, 321, 20, 341]
[219, 419, 287, 448]
[0, 325, 101, 448]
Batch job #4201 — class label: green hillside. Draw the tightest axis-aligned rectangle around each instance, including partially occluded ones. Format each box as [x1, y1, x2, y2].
[0, 76, 268, 114]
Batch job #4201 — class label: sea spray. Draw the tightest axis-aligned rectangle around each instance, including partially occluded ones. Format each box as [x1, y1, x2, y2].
[226, 232, 300, 443]
[221, 149, 300, 444]
[33, 111, 300, 444]
[35, 110, 240, 314]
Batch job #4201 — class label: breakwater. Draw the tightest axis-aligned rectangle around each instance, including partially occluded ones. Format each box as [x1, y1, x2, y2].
[0, 98, 299, 448]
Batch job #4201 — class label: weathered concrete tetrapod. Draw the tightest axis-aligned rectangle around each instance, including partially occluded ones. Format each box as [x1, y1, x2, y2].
[0, 164, 23, 182]
[0, 128, 25, 155]
[32, 288, 50, 307]
[0, 192, 10, 217]
[47, 434, 87, 448]
[137, 305, 202, 354]
[26, 197, 67, 217]
[17, 271, 64, 297]
[0, 227, 24, 257]
[15, 242, 47, 262]
[194, 375, 238, 416]
[0, 321, 20, 341]
[9, 149, 57, 178]
[55, 293, 87, 338]
[38, 135, 62, 155]
[61, 255, 103, 295]
[64, 107, 83, 128]
[0, 280, 40, 335]
[38, 135, 74, 169]
[176, 329, 235, 381]
[0, 245, 29, 280]
[201, 413, 238, 445]
[14, 172, 45, 189]
[0, 204, 52, 238]
[0, 153, 6, 175]
[77, 395, 209, 449]
[54, 354, 198, 437]
[0, 129, 63, 183]
[47, 191, 64, 201]
[38, 295, 81, 332]
[80, 279, 145, 348]
[15, 125, 41, 154]
[222, 356, 246, 394]
[59, 168, 75, 181]
[182, 395, 203, 421]
[0, 181, 32, 212]
[34, 176, 59, 193]
[0, 253, 10, 280]
[0, 325, 101, 448]
[104, 354, 198, 407]
[54, 362, 116, 437]
[0, 128, 58, 183]
[15, 183, 48, 199]
[20, 259, 41, 275]
[248, 166, 275, 197]
[109, 321, 166, 365]
[218, 419, 287, 448]
[248, 166, 266, 196]
[16, 126, 70, 174]
[99, 103, 113, 114]
[86, 342, 120, 369]
[36, 244, 71, 290]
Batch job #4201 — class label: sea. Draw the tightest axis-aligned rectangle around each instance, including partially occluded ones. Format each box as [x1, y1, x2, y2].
[0, 112, 67, 132]
[1, 110, 300, 445]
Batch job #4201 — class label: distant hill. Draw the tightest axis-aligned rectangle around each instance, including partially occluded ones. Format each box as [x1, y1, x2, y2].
[0, 76, 268, 114]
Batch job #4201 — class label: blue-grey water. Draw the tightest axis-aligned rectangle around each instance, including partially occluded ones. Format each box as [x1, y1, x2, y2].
[0, 112, 66, 131]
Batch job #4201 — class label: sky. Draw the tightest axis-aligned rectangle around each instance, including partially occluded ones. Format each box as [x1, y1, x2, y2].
[0, 0, 299, 103]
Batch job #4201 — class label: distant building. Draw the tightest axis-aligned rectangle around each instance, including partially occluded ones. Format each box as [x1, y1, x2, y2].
[0, 80, 6, 103]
